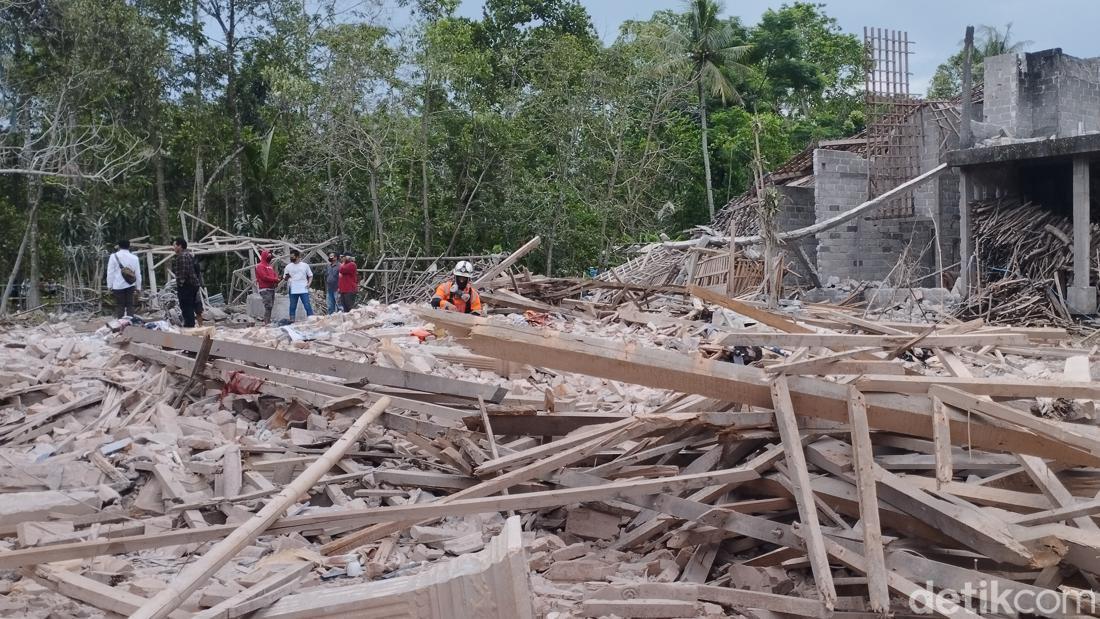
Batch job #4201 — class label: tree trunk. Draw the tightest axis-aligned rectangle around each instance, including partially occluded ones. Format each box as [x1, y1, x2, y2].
[598, 135, 623, 270]
[420, 74, 432, 254]
[1, 182, 42, 314]
[225, 3, 246, 224]
[368, 161, 384, 253]
[326, 160, 337, 238]
[155, 147, 171, 241]
[190, 0, 204, 232]
[698, 79, 715, 219]
[26, 211, 39, 309]
[751, 115, 779, 309]
[544, 235, 554, 275]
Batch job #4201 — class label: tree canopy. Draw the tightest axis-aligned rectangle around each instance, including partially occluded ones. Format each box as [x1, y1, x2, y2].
[0, 0, 867, 309]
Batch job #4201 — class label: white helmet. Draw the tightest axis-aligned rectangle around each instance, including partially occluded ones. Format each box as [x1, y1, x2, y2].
[453, 261, 475, 277]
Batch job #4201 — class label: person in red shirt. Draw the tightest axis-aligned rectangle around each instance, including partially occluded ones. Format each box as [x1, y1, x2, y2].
[431, 260, 482, 315]
[337, 253, 359, 312]
[254, 249, 281, 324]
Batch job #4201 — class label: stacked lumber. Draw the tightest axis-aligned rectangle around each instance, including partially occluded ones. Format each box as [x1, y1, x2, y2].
[963, 197, 1100, 326]
[1, 294, 1099, 618]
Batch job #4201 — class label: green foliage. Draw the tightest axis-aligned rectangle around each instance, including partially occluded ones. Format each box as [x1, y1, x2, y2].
[0, 0, 869, 290]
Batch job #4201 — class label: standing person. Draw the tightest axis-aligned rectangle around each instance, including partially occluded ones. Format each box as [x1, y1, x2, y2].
[430, 260, 482, 315]
[254, 249, 280, 324]
[282, 249, 314, 321]
[106, 239, 142, 318]
[193, 255, 205, 327]
[338, 253, 358, 312]
[171, 238, 200, 328]
[324, 252, 340, 314]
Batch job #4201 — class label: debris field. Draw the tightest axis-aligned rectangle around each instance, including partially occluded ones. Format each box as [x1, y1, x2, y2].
[1, 282, 1099, 618]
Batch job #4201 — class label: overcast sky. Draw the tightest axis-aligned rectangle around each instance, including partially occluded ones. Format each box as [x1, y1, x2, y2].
[451, 0, 1100, 95]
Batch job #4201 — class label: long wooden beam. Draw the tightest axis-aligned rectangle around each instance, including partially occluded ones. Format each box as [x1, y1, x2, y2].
[121, 327, 506, 402]
[124, 342, 473, 426]
[862, 375, 1100, 399]
[771, 377, 836, 609]
[931, 385, 1100, 457]
[426, 314, 1100, 466]
[688, 286, 813, 334]
[475, 235, 540, 287]
[717, 332, 1029, 349]
[845, 387, 889, 613]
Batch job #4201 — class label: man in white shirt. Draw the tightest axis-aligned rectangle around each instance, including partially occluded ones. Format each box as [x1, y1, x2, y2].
[282, 249, 314, 321]
[106, 239, 142, 318]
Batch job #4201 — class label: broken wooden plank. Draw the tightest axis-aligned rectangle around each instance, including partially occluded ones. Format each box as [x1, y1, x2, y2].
[121, 327, 505, 402]
[765, 348, 884, 375]
[1016, 454, 1100, 533]
[131, 397, 392, 619]
[320, 415, 679, 555]
[373, 469, 476, 491]
[475, 236, 541, 287]
[592, 583, 826, 618]
[770, 376, 836, 610]
[28, 565, 188, 619]
[0, 465, 759, 569]
[192, 563, 313, 619]
[844, 386, 888, 613]
[930, 395, 953, 485]
[254, 516, 532, 618]
[807, 439, 1040, 566]
[689, 286, 813, 334]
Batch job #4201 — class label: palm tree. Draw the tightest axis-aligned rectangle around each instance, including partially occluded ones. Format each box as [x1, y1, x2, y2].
[660, 0, 750, 219]
[976, 23, 1032, 58]
[929, 23, 1031, 99]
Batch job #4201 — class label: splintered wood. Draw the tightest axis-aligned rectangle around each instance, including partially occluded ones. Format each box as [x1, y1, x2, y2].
[1, 292, 1100, 618]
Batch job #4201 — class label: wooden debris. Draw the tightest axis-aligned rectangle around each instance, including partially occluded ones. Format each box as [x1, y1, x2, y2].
[251, 516, 533, 618]
[3, 285, 1100, 619]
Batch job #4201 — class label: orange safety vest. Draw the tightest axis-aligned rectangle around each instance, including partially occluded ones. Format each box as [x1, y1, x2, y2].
[432, 280, 482, 314]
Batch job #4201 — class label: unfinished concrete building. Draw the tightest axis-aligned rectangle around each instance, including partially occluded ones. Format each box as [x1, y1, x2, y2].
[948, 49, 1100, 313]
[682, 47, 1097, 319]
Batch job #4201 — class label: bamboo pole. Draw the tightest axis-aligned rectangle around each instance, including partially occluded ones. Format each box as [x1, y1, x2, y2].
[130, 397, 391, 619]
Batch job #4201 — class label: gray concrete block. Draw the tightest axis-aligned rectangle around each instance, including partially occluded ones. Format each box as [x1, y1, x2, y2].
[247, 293, 291, 321]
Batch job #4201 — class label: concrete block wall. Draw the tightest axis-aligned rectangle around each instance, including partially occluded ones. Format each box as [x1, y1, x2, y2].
[1056, 54, 1100, 136]
[983, 49, 1100, 139]
[813, 149, 936, 282]
[1025, 50, 1064, 137]
[984, 53, 1024, 137]
[775, 186, 817, 282]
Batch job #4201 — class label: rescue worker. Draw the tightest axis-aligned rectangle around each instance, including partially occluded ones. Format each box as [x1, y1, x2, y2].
[431, 260, 482, 315]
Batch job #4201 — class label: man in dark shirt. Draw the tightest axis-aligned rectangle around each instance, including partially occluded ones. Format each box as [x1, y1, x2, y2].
[324, 252, 340, 314]
[172, 237, 201, 328]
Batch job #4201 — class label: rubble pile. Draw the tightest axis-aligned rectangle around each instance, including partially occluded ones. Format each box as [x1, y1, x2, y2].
[0, 291, 1098, 618]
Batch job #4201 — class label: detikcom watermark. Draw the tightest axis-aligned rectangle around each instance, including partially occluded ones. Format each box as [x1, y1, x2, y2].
[909, 580, 1098, 616]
